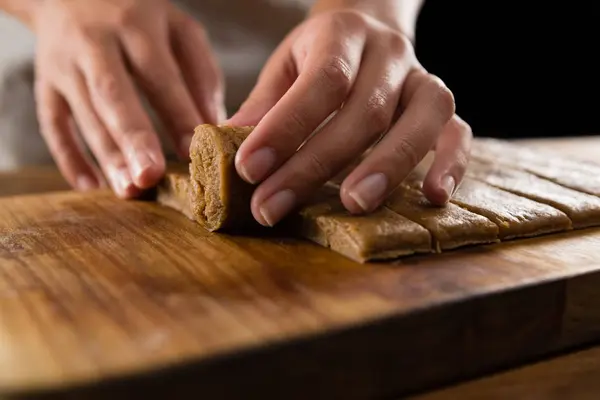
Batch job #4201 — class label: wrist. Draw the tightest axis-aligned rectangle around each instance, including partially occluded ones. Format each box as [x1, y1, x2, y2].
[309, 0, 423, 42]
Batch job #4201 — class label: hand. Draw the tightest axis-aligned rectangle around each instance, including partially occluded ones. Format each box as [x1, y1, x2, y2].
[229, 10, 471, 227]
[32, 0, 225, 197]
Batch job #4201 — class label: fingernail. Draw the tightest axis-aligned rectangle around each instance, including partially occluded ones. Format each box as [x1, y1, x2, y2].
[441, 175, 456, 198]
[130, 152, 154, 182]
[217, 104, 228, 123]
[179, 134, 194, 158]
[348, 173, 388, 212]
[76, 175, 97, 191]
[259, 189, 296, 227]
[108, 167, 133, 197]
[238, 147, 276, 184]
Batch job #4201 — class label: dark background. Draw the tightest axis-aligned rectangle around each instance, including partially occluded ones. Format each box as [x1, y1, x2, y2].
[415, 2, 600, 139]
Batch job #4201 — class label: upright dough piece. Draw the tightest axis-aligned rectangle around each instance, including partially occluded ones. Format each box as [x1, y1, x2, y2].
[156, 165, 194, 220]
[467, 160, 600, 229]
[298, 185, 432, 262]
[189, 124, 257, 231]
[450, 178, 572, 239]
[471, 138, 600, 197]
[385, 185, 499, 252]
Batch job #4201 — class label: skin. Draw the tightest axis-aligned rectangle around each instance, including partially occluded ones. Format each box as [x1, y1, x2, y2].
[1, 0, 225, 197]
[1, 0, 472, 227]
[229, 0, 472, 226]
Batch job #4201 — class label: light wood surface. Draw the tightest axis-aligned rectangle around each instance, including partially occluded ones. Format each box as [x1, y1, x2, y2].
[0, 136, 599, 399]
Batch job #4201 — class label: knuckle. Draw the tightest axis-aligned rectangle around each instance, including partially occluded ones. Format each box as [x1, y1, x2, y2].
[281, 110, 309, 140]
[426, 75, 456, 118]
[301, 151, 333, 183]
[319, 56, 353, 94]
[364, 90, 393, 133]
[455, 116, 473, 138]
[391, 138, 421, 170]
[388, 32, 411, 56]
[92, 73, 122, 102]
[78, 26, 107, 45]
[330, 9, 368, 30]
[113, 4, 142, 27]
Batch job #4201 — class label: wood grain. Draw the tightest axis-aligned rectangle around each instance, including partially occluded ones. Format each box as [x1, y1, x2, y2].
[2, 189, 600, 398]
[0, 166, 69, 197]
[0, 136, 598, 399]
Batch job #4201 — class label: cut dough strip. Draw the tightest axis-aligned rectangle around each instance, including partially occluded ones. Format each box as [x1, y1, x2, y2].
[467, 160, 600, 229]
[450, 178, 572, 239]
[155, 125, 600, 263]
[188, 124, 257, 232]
[471, 138, 600, 197]
[384, 184, 499, 252]
[297, 184, 433, 262]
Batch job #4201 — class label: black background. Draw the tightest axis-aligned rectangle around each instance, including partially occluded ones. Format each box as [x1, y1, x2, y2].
[415, 1, 600, 139]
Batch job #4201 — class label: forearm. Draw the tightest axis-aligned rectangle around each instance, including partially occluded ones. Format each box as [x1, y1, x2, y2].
[0, 0, 39, 27]
[310, 0, 424, 41]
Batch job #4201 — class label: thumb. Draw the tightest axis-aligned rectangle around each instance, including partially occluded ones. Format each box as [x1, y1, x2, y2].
[227, 46, 297, 127]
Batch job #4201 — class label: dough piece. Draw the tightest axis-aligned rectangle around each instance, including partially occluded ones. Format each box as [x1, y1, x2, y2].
[385, 185, 499, 252]
[467, 160, 600, 229]
[471, 138, 600, 196]
[189, 124, 257, 232]
[298, 186, 433, 262]
[156, 165, 194, 220]
[450, 178, 572, 239]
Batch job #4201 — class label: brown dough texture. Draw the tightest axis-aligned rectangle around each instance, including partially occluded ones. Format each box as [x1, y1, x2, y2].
[387, 185, 499, 252]
[298, 184, 432, 262]
[155, 125, 600, 263]
[450, 178, 572, 239]
[188, 124, 257, 232]
[156, 165, 194, 220]
[471, 138, 600, 197]
[467, 160, 600, 229]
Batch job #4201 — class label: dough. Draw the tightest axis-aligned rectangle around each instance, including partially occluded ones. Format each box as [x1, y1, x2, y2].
[298, 184, 432, 262]
[384, 184, 499, 252]
[155, 126, 600, 263]
[467, 160, 600, 229]
[450, 178, 572, 239]
[156, 164, 194, 220]
[189, 124, 257, 232]
[472, 138, 600, 197]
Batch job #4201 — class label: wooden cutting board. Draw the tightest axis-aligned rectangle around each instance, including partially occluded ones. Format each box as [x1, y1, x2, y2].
[2, 187, 600, 399]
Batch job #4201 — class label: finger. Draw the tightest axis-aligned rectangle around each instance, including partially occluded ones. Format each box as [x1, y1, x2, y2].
[340, 70, 456, 214]
[233, 25, 366, 185]
[248, 36, 413, 227]
[227, 42, 297, 127]
[78, 37, 165, 189]
[122, 22, 202, 158]
[169, 10, 227, 124]
[64, 69, 142, 199]
[421, 115, 472, 205]
[35, 80, 103, 191]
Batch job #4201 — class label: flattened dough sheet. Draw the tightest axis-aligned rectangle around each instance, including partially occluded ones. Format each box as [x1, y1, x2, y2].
[451, 178, 572, 239]
[472, 138, 600, 197]
[467, 160, 600, 229]
[385, 184, 499, 252]
[298, 185, 433, 262]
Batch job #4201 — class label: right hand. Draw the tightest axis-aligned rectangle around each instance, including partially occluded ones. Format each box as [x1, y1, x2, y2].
[31, 0, 225, 197]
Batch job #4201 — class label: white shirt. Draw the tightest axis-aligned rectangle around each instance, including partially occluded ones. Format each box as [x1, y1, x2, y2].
[0, 0, 312, 169]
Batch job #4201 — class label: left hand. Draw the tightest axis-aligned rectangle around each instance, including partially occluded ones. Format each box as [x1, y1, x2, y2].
[229, 9, 471, 227]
